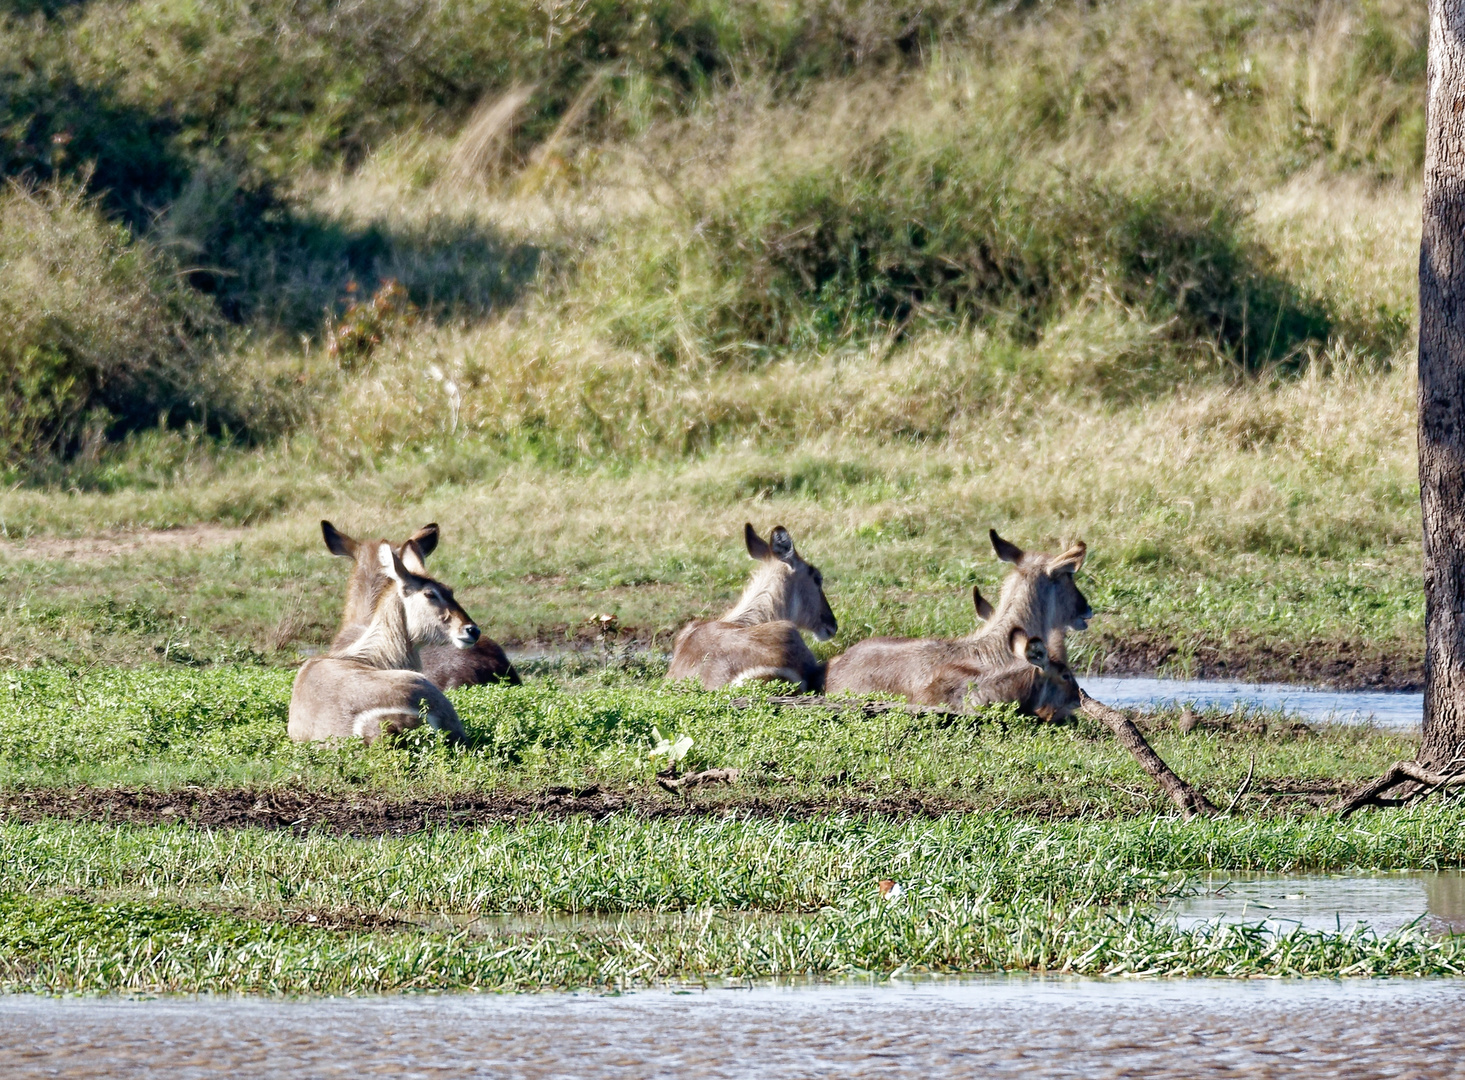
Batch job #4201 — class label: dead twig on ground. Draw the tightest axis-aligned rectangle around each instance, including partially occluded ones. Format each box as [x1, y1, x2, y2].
[1079, 690, 1216, 819]
[657, 768, 741, 793]
[1223, 754, 1256, 817]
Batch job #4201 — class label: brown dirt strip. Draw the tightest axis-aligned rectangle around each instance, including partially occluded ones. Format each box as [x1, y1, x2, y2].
[0, 782, 1347, 836]
[0, 525, 249, 562]
[1089, 632, 1423, 692]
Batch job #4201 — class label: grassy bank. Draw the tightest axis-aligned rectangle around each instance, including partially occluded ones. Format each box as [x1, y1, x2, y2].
[0, 665, 1414, 808]
[0, 356, 1425, 684]
[0, 0, 1430, 684]
[1, 799, 1463, 993]
[0, 662, 1453, 993]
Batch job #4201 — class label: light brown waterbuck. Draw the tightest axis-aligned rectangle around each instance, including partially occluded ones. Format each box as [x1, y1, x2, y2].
[667, 523, 837, 692]
[824, 530, 1091, 717]
[323, 520, 520, 688]
[289, 541, 480, 743]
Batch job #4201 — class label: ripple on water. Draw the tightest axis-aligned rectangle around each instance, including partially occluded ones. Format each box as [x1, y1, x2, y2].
[2, 977, 1464, 1079]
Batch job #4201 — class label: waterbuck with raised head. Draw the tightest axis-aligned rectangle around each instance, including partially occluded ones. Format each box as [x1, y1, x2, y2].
[824, 530, 1091, 717]
[290, 540, 481, 743]
[322, 520, 520, 688]
[667, 523, 837, 692]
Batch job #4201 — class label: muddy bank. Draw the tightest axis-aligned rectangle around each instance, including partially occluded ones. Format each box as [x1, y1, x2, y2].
[506, 627, 1425, 692]
[1086, 633, 1423, 692]
[0, 781, 1346, 835]
[0, 785, 980, 835]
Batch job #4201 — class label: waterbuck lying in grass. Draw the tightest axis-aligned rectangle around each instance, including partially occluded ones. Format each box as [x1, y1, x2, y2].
[668, 523, 837, 692]
[290, 541, 480, 744]
[825, 531, 1090, 718]
[323, 520, 520, 688]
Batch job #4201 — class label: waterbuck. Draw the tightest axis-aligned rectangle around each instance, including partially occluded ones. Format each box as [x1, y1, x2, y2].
[289, 541, 480, 743]
[322, 520, 520, 688]
[667, 523, 837, 692]
[824, 530, 1091, 717]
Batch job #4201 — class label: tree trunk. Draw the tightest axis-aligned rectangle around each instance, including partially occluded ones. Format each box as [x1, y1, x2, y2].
[1419, 0, 1465, 769]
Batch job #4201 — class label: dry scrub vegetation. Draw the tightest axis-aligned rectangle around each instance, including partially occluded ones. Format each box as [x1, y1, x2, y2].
[0, 0, 1428, 674]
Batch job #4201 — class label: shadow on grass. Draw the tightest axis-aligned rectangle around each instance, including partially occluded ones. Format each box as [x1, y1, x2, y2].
[170, 181, 545, 332]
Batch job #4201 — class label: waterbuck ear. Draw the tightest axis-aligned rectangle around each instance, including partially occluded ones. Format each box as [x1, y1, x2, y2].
[973, 586, 995, 622]
[1047, 541, 1087, 578]
[398, 540, 429, 576]
[408, 523, 439, 559]
[1009, 628, 1049, 670]
[770, 526, 795, 560]
[744, 523, 771, 561]
[377, 542, 408, 585]
[990, 529, 1024, 565]
[321, 520, 358, 560]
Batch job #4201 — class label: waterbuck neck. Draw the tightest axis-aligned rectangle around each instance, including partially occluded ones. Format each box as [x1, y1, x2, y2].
[721, 561, 793, 627]
[958, 571, 1051, 658]
[333, 589, 421, 670]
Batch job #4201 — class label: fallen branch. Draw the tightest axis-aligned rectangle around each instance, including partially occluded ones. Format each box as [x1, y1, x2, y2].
[657, 768, 741, 793]
[1079, 690, 1216, 819]
[1337, 760, 1465, 817]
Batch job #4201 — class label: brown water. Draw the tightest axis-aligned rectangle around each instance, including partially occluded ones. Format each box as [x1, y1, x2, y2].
[3, 978, 1464, 1079]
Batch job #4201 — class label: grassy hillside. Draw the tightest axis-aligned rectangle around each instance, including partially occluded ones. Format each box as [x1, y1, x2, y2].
[0, 0, 1429, 680]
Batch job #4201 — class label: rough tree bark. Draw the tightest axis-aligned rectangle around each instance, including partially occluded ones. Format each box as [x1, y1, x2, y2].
[1419, 0, 1465, 772]
[1342, 0, 1465, 813]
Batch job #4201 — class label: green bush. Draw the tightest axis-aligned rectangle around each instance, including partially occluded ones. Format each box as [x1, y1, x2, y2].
[601, 130, 1342, 367]
[0, 182, 224, 463]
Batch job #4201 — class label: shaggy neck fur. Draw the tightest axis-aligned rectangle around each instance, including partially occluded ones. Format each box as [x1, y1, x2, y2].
[335, 588, 421, 670]
[722, 561, 792, 626]
[960, 563, 1050, 663]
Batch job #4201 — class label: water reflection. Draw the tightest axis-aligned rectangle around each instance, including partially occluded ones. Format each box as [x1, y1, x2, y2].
[1167, 872, 1465, 935]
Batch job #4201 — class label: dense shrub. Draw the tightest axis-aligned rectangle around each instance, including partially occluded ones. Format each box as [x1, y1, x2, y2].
[0, 182, 224, 463]
[601, 129, 1341, 367]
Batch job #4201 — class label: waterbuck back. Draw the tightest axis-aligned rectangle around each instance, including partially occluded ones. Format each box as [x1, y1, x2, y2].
[290, 541, 481, 744]
[825, 530, 1091, 718]
[322, 520, 520, 689]
[667, 523, 837, 692]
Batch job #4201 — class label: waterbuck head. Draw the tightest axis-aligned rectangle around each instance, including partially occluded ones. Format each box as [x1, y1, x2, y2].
[323, 519, 441, 631]
[988, 529, 1093, 638]
[736, 522, 838, 641]
[375, 542, 480, 650]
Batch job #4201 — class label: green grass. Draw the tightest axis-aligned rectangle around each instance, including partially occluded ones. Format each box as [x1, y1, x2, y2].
[2, 889, 1462, 995]
[8, 810, 1465, 921]
[0, 665, 1414, 805]
[0, 662, 1454, 993]
[4, 803, 1465, 994]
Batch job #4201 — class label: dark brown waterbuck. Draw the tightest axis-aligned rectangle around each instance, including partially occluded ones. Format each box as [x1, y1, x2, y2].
[322, 520, 520, 688]
[824, 530, 1091, 717]
[667, 523, 837, 692]
[289, 541, 480, 743]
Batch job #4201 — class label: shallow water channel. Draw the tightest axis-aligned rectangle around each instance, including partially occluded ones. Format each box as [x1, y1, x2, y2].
[3, 976, 1463, 1078]
[1080, 676, 1423, 730]
[9, 875, 1457, 1077]
[1168, 871, 1465, 935]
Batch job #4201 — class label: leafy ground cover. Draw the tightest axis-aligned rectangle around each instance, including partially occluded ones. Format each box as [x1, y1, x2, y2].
[0, 663, 1457, 992]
